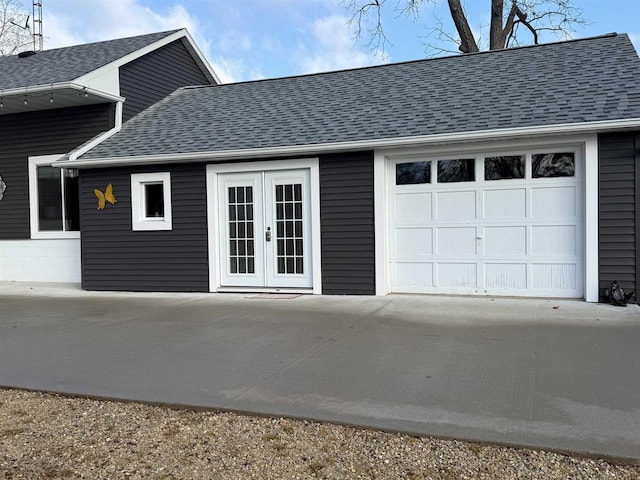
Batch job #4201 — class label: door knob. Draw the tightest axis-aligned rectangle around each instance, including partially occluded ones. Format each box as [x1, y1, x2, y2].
[266, 226, 272, 242]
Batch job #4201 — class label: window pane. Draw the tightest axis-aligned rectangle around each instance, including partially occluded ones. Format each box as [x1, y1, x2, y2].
[437, 159, 475, 183]
[532, 152, 575, 178]
[396, 161, 431, 185]
[144, 183, 164, 218]
[37, 166, 63, 231]
[63, 170, 80, 231]
[485, 156, 525, 181]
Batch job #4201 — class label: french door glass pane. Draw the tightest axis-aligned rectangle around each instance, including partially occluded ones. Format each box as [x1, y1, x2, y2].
[228, 186, 255, 274]
[275, 182, 304, 274]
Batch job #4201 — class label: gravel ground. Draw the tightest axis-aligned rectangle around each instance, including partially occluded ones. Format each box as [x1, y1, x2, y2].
[0, 389, 637, 480]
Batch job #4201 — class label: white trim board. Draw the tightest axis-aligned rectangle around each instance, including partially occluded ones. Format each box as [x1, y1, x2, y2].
[206, 159, 322, 295]
[56, 117, 640, 168]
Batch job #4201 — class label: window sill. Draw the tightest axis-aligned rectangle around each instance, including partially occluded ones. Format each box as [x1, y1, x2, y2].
[31, 231, 81, 240]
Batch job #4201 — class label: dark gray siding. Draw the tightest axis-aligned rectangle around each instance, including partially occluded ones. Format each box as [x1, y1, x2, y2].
[80, 163, 209, 292]
[0, 103, 113, 239]
[319, 152, 375, 295]
[598, 132, 640, 302]
[120, 39, 212, 122]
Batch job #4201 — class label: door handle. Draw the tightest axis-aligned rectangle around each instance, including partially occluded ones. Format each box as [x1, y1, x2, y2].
[266, 226, 272, 242]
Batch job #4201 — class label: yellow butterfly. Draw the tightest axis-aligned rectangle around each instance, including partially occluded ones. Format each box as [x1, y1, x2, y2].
[94, 183, 117, 210]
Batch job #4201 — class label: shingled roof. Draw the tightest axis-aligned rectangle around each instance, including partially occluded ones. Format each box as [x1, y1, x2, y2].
[78, 33, 640, 163]
[0, 30, 181, 90]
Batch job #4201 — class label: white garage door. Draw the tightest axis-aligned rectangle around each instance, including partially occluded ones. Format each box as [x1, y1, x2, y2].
[389, 149, 583, 297]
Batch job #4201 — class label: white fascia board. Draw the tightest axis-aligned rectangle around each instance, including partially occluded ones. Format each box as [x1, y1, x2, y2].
[72, 29, 220, 89]
[55, 117, 640, 168]
[181, 30, 221, 84]
[0, 82, 124, 103]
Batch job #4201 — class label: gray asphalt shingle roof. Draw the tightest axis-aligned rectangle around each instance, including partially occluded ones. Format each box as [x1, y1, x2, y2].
[81, 33, 640, 161]
[0, 30, 180, 90]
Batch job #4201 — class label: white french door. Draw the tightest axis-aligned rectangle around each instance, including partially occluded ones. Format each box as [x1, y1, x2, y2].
[218, 169, 312, 289]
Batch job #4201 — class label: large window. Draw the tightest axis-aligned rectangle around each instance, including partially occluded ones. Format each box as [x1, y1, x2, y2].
[29, 155, 80, 238]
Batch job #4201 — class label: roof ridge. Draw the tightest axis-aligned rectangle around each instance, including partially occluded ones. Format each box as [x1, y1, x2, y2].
[21, 28, 182, 56]
[205, 32, 622, 87]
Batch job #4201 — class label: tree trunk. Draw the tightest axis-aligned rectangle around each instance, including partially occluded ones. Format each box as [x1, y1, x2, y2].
[447, 0, 479, 53]
[489, 0, 505, 50]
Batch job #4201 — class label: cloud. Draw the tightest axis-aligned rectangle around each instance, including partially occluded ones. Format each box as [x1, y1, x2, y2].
[296, 14, 386, 74]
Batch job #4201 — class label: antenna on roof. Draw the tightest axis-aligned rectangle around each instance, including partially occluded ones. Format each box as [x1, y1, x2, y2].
[32, 0, 43, 51]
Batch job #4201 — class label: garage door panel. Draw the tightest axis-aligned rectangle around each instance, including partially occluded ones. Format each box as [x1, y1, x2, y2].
[393, 192, 432, 223]
[393, 262, 433, 289]
[531, 186, 577, 218]
[485, 263, 527, 289]
[531, 225, 577, 256]
[436, 191, 476, 221]
[388, 149, 583, 298]
[437, 227, 476, 255]
[484, 226, 526, 255]
[438, 263, 476, 287]
[531, 264, 577, 290]
[483, 189, 526, 219]
[393, 228, 433, 257]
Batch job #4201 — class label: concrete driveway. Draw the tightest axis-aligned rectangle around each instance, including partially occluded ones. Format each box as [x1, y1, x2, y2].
[0, 283, 638, 463]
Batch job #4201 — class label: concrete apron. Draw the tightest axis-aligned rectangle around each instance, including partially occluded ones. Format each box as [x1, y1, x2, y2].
[0, 283, 639, 463]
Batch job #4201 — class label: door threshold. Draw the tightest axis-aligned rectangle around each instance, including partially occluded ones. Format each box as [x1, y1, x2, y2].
[216, 287, 313, 294]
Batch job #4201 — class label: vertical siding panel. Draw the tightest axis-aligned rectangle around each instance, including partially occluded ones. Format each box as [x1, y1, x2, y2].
[598, 132, 638, 302]
[119, 39, 212, 121]
[81, 164, 209, 292]
[320, 152, 375, 295]
[0, 103, 113, 239]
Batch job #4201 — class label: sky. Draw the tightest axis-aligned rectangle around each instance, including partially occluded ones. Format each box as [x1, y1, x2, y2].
[15, 0, 640, 83]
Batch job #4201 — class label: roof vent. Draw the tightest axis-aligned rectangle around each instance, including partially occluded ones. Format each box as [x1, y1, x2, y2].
[18, 50, 37, 58]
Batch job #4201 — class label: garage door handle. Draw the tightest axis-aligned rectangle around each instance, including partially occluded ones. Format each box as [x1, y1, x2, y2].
[476, 236, 483, 240]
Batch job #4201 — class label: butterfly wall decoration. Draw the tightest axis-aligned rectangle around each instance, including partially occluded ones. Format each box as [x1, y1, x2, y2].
[94, 183, 117, 210]
[0, 175, 6, 201]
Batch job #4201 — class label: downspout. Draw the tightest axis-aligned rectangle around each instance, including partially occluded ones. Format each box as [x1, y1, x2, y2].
[66, 100, 123, 162]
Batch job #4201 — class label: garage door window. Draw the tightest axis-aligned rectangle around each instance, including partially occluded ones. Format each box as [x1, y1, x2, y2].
[484, 155, 525, 180]
[396, 161, 431, 185]
[532, 152, 575, 178]
[437, 159, 475, 183]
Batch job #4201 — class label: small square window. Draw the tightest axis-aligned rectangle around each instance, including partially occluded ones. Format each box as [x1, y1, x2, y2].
[437, 159, 475, 183]
[396, 161, 431, 185]
[131, 172, 172, 231]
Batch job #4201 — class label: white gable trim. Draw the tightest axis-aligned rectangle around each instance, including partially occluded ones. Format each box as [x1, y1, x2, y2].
[73, 29, 220, 97]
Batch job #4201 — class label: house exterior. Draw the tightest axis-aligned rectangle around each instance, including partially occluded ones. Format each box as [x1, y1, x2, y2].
[48, 34, 640, 301]
[0, 29, 218, 283]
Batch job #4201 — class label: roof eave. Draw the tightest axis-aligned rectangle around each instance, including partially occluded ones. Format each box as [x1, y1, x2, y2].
[55, 117, 640, 169]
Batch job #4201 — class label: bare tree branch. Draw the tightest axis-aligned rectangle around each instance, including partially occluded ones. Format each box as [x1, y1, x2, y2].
[345, 0, 587, 56]
[0, 0, 32, 56]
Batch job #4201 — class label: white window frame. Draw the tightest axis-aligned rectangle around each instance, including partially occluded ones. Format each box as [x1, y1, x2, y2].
[131, 172, 172, 231]
[28, 154, 80, 239]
